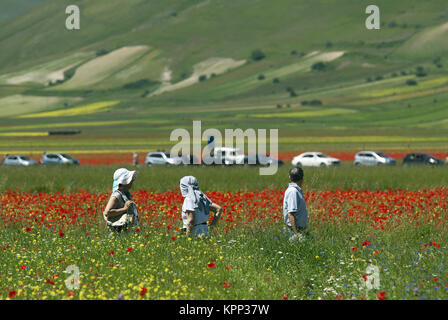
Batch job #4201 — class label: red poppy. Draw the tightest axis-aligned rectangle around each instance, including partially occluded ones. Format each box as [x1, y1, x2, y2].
[282, 295, 288, 300]
[207, 263, 215, 268]
[171, 236, 177, 241]
[352, 247, 358, 252]
[140, 287, 147, 297]
[222, 281, 231, 288]
[45, 279, 55, 285]
[109, 250, 115, 256]
[67, 291, 75, 297]
[58, 229, 65, 238]
[126, 247, 133, 252]
[225, 266, 231, 270]
[8, 290, 17, 298]
[20, 265, 27, 270]
[376, 292, 386, 300]
[362, 240, 371, 247]
[135, 228, 140, 233]
[25, 227, 31, 233]
[362, 274, 368, 281]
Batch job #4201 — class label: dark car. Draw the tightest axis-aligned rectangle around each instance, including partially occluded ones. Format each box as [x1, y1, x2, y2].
[403, 153, 443, 166]
[179, 154, 200, 165]
[244, 154, 284, 166]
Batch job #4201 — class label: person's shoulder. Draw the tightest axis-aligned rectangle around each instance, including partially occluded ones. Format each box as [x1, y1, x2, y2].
[111, 190, 122, 200]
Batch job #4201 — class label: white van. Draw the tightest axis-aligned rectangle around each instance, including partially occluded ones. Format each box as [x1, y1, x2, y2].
[212, 147, 245, 165]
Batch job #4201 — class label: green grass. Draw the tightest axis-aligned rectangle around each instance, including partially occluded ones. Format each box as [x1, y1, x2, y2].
[1, 222, 446, 299]
[1, 164, 447, 193]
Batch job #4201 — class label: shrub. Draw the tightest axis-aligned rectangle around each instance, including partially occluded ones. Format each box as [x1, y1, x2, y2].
[273, 78, 280, 84]
[96, 49, 110, 56]
[312, 62, 326, 71]
[416, 66, 427, 77]
[251, 49, 266, 61]
[198, 75, 207, 82]
[375, 75, 384, 81]
[289, 89, 297, 97]
[122, 79, 155, 89]
[276, 104, 282, 109]
[406, 79, 418, 86]
[258, 74, 265, 80]
[309, 99, 323, 106]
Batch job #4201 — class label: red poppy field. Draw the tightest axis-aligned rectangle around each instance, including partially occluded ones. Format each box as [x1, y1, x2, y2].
[1, 179, 447, 300]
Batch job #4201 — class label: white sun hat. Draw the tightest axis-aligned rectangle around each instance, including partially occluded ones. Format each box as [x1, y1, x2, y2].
[112, 168, 137, 192]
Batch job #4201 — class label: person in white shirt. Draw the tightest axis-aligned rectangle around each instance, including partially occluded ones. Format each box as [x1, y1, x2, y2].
[283, 167, 308, 242]
[180, 176, 222, 237]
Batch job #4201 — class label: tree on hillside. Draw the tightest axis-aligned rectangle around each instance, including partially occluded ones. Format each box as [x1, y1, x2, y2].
[251, 49, 266, 61]
[312, 62, 326, 71]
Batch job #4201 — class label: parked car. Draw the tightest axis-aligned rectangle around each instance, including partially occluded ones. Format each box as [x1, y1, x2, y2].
[353, 151, 396, 166]
[179, 154, 200, 165]
[145, 152, 182, 165]
[2, 155, 38, 166]
[212, 147, 245, 165]
[292, 152, 340, 167]
[244, 154, 284, 166]
[403, 153, 443, 166]
[41, 153, 79, 165]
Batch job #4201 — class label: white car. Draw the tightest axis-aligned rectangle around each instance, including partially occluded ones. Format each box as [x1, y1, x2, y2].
[41, 153, 79, 165]
[291, 152, 340, 167]
[354, 151, 396, 166]
[212, 147, 245, 165]
[145, 152, 182, 165]
[2, 155, 38, 166]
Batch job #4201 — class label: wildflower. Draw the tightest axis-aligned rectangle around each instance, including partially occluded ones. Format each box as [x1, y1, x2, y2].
[376, 292, 386, 300]
[207, 263, 215, 269]
[140, 287, 147, 297]
[222, 281, 231, 288]
[8, 290, 17, 298]
[362, 240, 371, 247]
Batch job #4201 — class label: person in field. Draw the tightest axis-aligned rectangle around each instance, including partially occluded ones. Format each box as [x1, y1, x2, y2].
[133, 152, 139, 166]
[180, 176, 222, 237]
[103, 168, 140, 234]
[283, 167, 308, 242]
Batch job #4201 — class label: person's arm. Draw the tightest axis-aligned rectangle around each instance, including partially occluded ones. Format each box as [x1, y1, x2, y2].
[288, 212, 299, 234]
[209, 203, 222, 228]
[103, 197, 133, 219]
[185, 210, 195, 237]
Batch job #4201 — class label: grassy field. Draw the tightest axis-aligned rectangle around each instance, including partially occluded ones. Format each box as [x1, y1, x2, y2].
[0, 163, 447, 193]
[1, 165, 447, 300]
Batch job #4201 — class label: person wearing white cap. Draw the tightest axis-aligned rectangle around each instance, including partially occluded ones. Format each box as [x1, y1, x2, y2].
[179, 176, 223, 238]
[103, 168, 139, 234]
